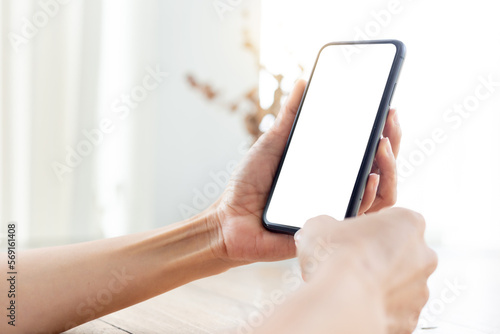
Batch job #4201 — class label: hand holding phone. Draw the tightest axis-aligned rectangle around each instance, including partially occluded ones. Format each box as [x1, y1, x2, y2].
[205, 49, 401, 265]
[263, 40, 405, 234]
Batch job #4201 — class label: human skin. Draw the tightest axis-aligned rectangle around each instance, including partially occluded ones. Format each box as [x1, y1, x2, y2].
[257, 209, 437, 334]
[1, 80, 402, 334]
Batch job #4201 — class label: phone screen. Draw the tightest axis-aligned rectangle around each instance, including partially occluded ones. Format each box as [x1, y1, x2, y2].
[265, 42, 399, 229]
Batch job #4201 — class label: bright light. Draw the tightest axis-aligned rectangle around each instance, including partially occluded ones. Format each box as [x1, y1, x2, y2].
[260, 0, 500, 249]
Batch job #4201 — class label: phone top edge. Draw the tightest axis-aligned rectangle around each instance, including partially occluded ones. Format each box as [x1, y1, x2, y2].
[319, 39, 404, 46]
[319, 39, 406, 58]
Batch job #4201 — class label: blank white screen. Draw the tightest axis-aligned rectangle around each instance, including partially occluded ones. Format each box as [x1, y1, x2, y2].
[266, 43, 397, 227]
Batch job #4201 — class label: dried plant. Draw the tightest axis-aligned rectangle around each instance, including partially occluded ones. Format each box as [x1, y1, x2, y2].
[186, 12, 304, 141]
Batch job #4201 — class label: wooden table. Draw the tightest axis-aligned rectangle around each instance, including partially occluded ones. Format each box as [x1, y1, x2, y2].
[65, 248, 500, 334]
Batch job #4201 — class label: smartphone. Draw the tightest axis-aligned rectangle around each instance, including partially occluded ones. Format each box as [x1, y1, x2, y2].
[262, 40, 405, 234]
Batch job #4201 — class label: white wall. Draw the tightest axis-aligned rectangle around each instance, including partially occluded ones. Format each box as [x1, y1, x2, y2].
[0, 0, 260, 247]
[153, 0, 260, 227]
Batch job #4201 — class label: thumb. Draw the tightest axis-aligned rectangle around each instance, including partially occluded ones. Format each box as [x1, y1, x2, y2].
[272, 79, 307, 137]
[249, 79, 306, 163]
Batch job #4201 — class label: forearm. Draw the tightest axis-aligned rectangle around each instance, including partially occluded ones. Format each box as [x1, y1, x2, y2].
[5, 211, 229, 334]
[257, 254, 386, 334]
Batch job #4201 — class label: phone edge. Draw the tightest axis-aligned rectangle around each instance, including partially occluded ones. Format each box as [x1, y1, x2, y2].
[262, 40, 406, 235]
[345, 40, 406, 218]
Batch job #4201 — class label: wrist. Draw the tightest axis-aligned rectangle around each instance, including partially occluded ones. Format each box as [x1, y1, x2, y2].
[196, 205, 232, 269]
[130, 208, 232, 294]
[197, 204, 236, 268]
[173, 208, 233, 275]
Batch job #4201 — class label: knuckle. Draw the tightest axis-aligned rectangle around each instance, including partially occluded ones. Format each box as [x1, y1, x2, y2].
[388, 206, 406, 215]
[411, 210, 426, 225]
[389, 207, 423, 224]
[407, 210, 426, 232]
[426, 248, 439, 274]
[390, 206, 411, 217]
[422, 285, 430, 304]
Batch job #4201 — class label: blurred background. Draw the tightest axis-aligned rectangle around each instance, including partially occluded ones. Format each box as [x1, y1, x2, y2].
[1, 0, 499, 250]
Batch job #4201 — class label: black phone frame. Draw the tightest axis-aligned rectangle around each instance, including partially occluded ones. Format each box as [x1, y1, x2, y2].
[262, 39, 406, 235]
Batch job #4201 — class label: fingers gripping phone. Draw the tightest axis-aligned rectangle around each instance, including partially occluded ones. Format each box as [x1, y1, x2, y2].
[262, 40, 405, 234]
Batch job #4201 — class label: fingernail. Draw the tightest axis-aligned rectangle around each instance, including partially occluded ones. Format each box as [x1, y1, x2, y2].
[372, 173, 380, 190]
[294, 229, 302, 243]
[392, 110, 399, 126]
[385, 138, 393, 156]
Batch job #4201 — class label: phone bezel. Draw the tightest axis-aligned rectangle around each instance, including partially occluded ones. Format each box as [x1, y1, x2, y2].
[262, 39, 406, 235]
